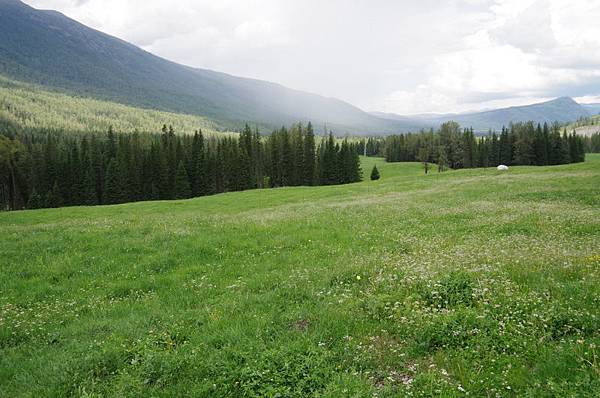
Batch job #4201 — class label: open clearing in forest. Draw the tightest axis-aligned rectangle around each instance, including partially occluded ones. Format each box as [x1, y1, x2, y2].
[1, 155, 599, 396]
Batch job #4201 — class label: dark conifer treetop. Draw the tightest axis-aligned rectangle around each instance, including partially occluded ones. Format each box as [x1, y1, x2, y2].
[0, 122, 362, 210]
[0, 118, 594, 211]
[370, 165, 380, 181]
[384, 121, 587, 168]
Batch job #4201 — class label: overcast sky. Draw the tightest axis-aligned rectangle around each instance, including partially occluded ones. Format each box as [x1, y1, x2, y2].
[23, 0, 600, 115]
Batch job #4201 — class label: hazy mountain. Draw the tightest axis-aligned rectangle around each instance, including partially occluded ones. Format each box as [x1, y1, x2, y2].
[0, 0, 591, 135]
[372, 97, 590, 133]
[0, 0, 421, 134]
[581, 103, 600, 115]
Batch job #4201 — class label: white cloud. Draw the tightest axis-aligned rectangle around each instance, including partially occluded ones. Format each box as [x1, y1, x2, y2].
[22, 0, 600, 114]
[379, 0, 600, 113]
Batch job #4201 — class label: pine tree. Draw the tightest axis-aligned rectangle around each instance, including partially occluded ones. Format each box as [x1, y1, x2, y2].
[106, 126, 117, 159]
[437, 147, 449, 172]
[192, 131, 208, 196]
[498, 128, 512, 165]
[239, 125, 254, 189]
[319, 133, 338, 185]
[533, 124, 548, 165]
[560, 130, 571, 164]
[417, 147, 431, 174]
[81, 169, 98, 205]
[513, 123, 535, 165]
[350, 142, 362, 182]
[47, 180, 63, 208]
[370, 165, 380, 181]
[27, 188, 44, 209]
[103, 159, 124, 204]
[462, 128, 476, 168]
[252, 128, 264, 188]
[174, 161, 191, 199]
[290, 124, 304, 186]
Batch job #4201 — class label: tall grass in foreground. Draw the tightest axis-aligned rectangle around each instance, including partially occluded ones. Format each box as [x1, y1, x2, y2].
[0, 155, 599, 396]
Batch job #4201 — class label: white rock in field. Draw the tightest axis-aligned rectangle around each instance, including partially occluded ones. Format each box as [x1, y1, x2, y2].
[497, 165, 509, 171]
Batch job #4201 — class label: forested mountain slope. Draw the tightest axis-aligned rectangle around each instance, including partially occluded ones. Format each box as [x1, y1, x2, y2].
[0, 0, 417, 134]
[372, 97, 590, 132]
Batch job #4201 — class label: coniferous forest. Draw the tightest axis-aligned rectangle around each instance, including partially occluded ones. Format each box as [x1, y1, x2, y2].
[384, 121, 588, 169]
[0, 122, 362, 211]
[1, 116, 597, 211]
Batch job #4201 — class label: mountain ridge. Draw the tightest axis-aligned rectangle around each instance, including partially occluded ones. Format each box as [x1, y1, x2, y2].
[0, 0, 592, 135]
[1, 0, 422, 134]
[371, 97, 590, 132]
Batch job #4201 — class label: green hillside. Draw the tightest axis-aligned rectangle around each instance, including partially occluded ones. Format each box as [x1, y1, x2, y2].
[1, 156, 599, 396]
[375, 97, 590, 133]
[0, 75, 229, 135]
[0, 0, 415, 135]
[568, 114, 600, 137]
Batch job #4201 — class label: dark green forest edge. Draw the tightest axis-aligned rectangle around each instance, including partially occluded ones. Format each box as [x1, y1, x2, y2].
[383, 121, 592, 170]
[0, 122, 361, 211]
[1, 115, 599, 211]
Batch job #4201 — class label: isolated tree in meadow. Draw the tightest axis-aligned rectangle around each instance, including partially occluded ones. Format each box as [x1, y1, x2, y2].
[417, 147, 431, 174]
[174, 161, 192, 199]
[370, 165, 380, 181]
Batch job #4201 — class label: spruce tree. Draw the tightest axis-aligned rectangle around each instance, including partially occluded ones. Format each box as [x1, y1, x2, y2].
[174, 161, 191, 199]
[560, 130, 571, 164]
[103, 159, 124, 204]
[47, 181, 63, 208]
[81, 169, 98, 205]
[27, 188, 44, 209]
[417, 147, 431, 174]
[437, 147, 449, 172]
[303, 122, 316, 185]
[370, 165, 380, 181]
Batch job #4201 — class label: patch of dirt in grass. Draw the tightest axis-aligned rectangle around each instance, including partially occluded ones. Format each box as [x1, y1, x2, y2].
[291, 318, 311, 332]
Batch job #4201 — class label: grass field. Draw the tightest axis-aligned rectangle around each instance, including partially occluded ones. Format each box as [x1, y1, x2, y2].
[1, 155, 599, 397]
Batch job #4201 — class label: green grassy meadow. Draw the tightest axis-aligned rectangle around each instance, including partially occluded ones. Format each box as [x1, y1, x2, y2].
[1, 155, 600, 397]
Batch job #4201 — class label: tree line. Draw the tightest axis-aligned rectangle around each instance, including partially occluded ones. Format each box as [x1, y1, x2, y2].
[0, 122, 362, 211]
[585, 132, 600, 153]
[384, 121, 588, 170]
[356, 137, 384, 157]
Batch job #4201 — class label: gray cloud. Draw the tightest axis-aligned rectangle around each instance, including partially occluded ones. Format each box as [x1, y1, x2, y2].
[21, 0, 600, 113]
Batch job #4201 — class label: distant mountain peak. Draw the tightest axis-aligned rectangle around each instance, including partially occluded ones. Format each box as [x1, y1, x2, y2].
[371, 96, 589, 132]
[553, 96, 582, 106]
